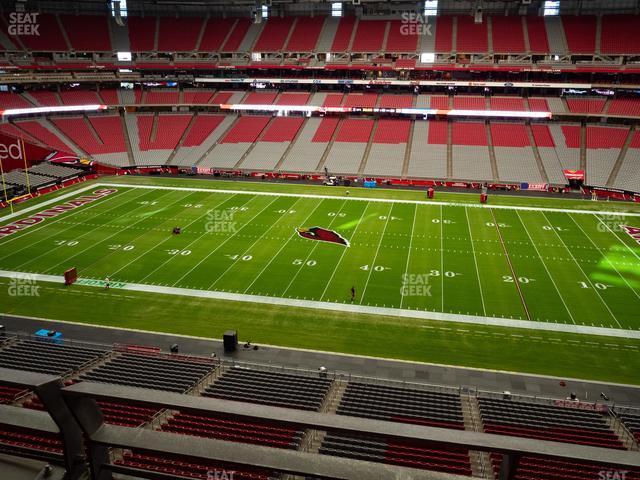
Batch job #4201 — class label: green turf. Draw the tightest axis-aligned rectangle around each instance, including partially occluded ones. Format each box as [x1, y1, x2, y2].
[1, 176, 639, 384]
[1, 279, 639, 384]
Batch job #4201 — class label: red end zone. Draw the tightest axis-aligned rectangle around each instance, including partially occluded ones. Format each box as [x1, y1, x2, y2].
[0, 188, 118, 237]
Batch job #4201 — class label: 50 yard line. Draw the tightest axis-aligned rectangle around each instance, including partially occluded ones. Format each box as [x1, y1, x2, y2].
[283, 199, 349, 299]
[319, 201, 370, 302]
[207, 196, 307, 290]
[243, 198, 325, 295]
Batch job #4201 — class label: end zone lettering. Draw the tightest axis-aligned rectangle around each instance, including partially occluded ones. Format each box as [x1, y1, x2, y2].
[0, 189, 117, 237]
[621, 225, 640, 245]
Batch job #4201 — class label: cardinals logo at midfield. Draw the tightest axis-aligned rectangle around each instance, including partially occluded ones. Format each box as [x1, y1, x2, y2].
[296, 227, 349, 247]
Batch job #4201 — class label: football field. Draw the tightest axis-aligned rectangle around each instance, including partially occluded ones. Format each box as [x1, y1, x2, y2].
[1, 181, 640, 335]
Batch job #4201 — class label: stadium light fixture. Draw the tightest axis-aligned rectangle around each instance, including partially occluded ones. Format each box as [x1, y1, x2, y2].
[420, 52, 435, 63]
[424, 0, 438, 17]
[217, 103, 551, 120]
[331, 2, 343, 17]
[543, 0, 560, 16]
[111, 0, 128, 26]
[111, 0, 128, 17]
[117, 51, 132, 62]
[1, 105, 108, 118]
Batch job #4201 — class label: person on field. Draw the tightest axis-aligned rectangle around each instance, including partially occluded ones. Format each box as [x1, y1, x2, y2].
[105, 276, 110, 290]
[350, 286, 356, 303]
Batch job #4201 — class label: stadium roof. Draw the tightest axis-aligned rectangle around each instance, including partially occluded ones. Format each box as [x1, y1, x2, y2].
[5, 0, 637, 17]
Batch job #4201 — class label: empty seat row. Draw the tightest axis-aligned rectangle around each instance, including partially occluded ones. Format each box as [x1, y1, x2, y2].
[478, 397, 623, 449]
[618, 410, 640, 442]
[0, 339, 107, 376]
[115, 451, 276, 480]
[160, 412, 304, 450]
[81, 352, 215, 393]
[203, 368, 332, 411]
[337, 382, 464, 428]
[490, 453, 640, 480]
[0, 385, 27, 405]
[320, 432, 471, 476]
[29, 162, 83, 179]
[0, 425, 63, 456]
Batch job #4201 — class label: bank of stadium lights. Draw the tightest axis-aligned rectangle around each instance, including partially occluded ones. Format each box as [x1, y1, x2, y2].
[331, 2, 343, 17]
[424, 0, 438, 17]
[1, 105, 108, 118]
[543, 0, 560, 16]
[420, 53, 435, 63]
[117, 51, 132, 62]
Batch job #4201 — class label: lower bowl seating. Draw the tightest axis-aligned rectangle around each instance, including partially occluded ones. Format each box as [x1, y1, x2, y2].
[319, 432, 472, 476]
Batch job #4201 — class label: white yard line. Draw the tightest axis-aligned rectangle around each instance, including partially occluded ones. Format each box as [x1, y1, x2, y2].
[359, 203, 393, 305]
[516, 211, 575, 324]
[170, 196, 280, 287]
[37, 190, 185, 275]
[115, 194, 241, 282]
[465, 207, 487, 316]
[319, 202, 370, 301]
[0, 183, 96, 223]
[91, 183, 640, 217]
[243, 198, 325, 294]
[0, 188, 137, 253]
[282, 200, 349, 298]
[399, 204, 418, 310]
[207, 197, 306, 290]
[1, 269, 637, 339]
[541, 211, 622, 329]
[568, 214, 640, 301]
[5, 188, 149, 267]
[490, 209, 531, 321]
[440, 204, 445, 312]
[594, 214, 640, 263]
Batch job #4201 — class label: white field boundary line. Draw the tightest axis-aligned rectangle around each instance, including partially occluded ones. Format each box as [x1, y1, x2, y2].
[6, 312, 640, 390]
[0, 183, 97, 223]
[1, 269, 638, 339]
[101, 175, 640, 206]
[85, 183, 640, 217]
